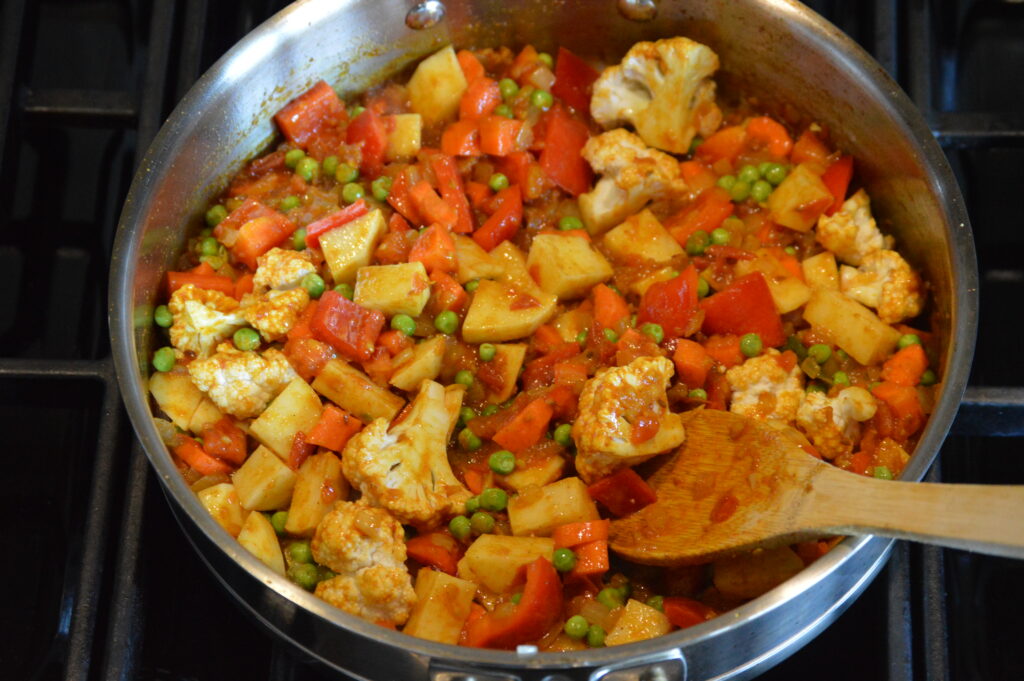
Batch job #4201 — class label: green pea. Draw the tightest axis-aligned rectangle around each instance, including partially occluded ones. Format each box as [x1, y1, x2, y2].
[832, 371, 850, 386]
[751, 179, 773, 203]
[342, 182, 365, 204]
[454, 369, 475, 387]
[499, 78, 519, 99]
[371, 176, 392, 202]
[764, 163, 788, 185]
[199, 253, 226, 270]
[261, 512, 287, 538]
[552, 547, 577, 572]
[646, 595, 664, 611]
[784, 245, 797, 256]
[334, 282, 354, 300]
[288, 562, 319, 591]
[195, 236, 218, 257]
[330, 162, 358, 185]
[586, 625, 606, 648]
[480, 487, 508, 512]
[464, 279, 480, 293]
[458, 428, 481, 451]
[808, 343, 832, 364]
[730, 180, 751, 202]
[538, 52, 554, 68]
[449, 515, 472, 540]
[697, 277, 710, 298]
[806, 381, 827, 394]
[154, 305, 173, 328]
[435, 310, 459, 335]
[320, 155, 339, 178]
[641, 322, 664, 344]
[898, 333, 921, 349]
[470, 511, 495, 535]
[152, 346, 176, 372]
[716, 175, 737, 191]
[489, 450, 516, 475]
[737, 164, 760, 184]
[348, 105, 366, 119]
[233, 327, 261, 351]
[205, 204, 228, 228]
[710, 227, 731, 246]
[722, 216, 745, 232]
[288, 540, 313, 564]
[292, 228, 308, 251]
[465, 496, 481, 514]
[479, 343, 497, 362]
[785, 335, 808, 360]
[279, 195, 301, 212]
[296, 157, 320, 183]
[564, 614, 589, 639]
[686, 230, 710, 256]
[301, 273, 325, 299]
[758, 162, 774, 176]
[553, 423, 574, 447]
[558, 215, 583, 231]
[597, 587, 625, 610]
[603, 328, 619, 344]
[459, 406, 477, 426]
[284, 148, 306, 169]
[391, 313, 417, 336]
[530, 89, 554, 109]
[318, 566, 336, 582]
[920, 369, 937, 386]
[688, 388, 708, 401]
[835, 348, 850, 362]
[494, 103, 514, 119]
[873, 465, 894, 480]
[740, 333, 763, 357]
[489, 173, 510, 192]
[576, 330, 588, 345]
[511, 592, 523, 605]
[481, 404, 499, 417]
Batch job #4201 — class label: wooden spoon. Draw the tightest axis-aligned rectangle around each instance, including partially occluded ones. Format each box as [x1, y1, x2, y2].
[609, 409, 1024, 565]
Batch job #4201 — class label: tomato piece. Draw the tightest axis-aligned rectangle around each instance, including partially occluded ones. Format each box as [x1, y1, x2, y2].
[551, 47, 599, 115]
[274, 80, 345, 148]
[304, 199, 369, 248]
[637, 266, 701, 339]
[745, 116, 793, 158]
[200, 417, 247, 466]
[346, 108, 388, 177]
[539, 105, 592, 196]
[386, 169, 424, 225]
[461, 557, 563, 649]
[212, 197, 276, 248]
[472, 185, 522, 251]
[586, 468, 657, 516]
[429, 270, 468, 312]
[700, 272, 785, 347]
[310, 290, 385, 362]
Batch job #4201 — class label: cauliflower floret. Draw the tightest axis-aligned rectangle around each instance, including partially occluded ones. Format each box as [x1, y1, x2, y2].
[726, 349, 805, 424]
[167, 283, 246, 358]
[341, 380, 471, 528]
[815, 189, 892, 266]
[312, 501, 416, 626]
[839, 249, 924, 324]
[579, 129, 688, 234]
[796, 386, 878, 459]
[591, 37, 722, 154]
[187, 343, 297, 418]
[240, 288, 310, 341]
[252, 247, 317, 291]
[572, 356, 686, 483]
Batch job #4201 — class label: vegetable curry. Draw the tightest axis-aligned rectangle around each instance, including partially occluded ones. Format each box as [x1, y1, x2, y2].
[148, 37, 937, 650]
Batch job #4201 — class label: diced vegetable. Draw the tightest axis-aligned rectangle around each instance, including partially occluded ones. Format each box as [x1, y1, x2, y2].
[304, 404, 362, 452]
[311, 358, 406, 422]
[527, 233, 613, 300]
[285, 451, 347, 537]
[508, 476, 599, 536]
[196, 482, 247, 537]
[404, 568, 478, 644]
[551, 47, 599, 114]
[310, 290, 386, 362]
[767, 163, 833, 232]
[458, 535, 556, 594]
[472, 185, 523, 251]
[586, 468, 657, 516]
[249, 377, 323, 459]
[461, 557, 563, 649]
[461, 279, 557, 344]
[237, 509, 286, 575]
[701, 272, 786, 347]
[345, 108, 389, 177]
[389, 335, 447, 391]
[637, 266, 701, 339]
[353, 262, 431, 317]
[384, 113, 422, 162]
[604, 599, 671, 646]
[407, 45, 469, 127]
[318, 209, 387, 284]
[232, 445, 297, 511]
[602, 209, 684, 265]
[539, 105, 592, 196]
[803, 289, 901, 365]
[274, 80, 344, 148]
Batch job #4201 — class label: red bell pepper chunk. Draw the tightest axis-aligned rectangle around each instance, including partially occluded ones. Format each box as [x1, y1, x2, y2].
[200, 416, 247, 466]
[539, 105, 592, 197]
[386, 170, 423, 226]
[665, 186, 734, 246]
[305, 404, 362, 452]
[820, 155, 854, 216]
[431, 154, 474, 234]
[166, 270, 236, 297]
[551, 47, 599, 115]
[700, 272, 785, 347]
[459, 77, 503, 121]
[310, 290, 385, 362]
[663, 597, 714, 630]
[346, 108, 388, 177]
[586, 468, 657, 516]
[472, 185, 522, 251]
[479, 115, 523, 157]
[274, 80, 345, 148]
[304, 199, 369, 249]
[461, 557, 563, 649]
[173, 435, 233, 476]
[232, 212, 299, 270]
[637, 265, 701, 339]
[408, 181, 457, 231]
[406, 532, 462, 576]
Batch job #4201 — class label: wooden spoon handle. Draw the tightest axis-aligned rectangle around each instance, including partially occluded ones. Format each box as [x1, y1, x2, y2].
[800, 466, 1024, 559]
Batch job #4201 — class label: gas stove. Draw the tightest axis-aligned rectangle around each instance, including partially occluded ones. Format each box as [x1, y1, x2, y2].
[3, 1, 1022, 680]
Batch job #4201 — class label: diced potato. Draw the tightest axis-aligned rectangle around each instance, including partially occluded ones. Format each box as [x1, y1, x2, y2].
[312, 359, 406, 422]
[553, 307, 594, 342]
[458, 535, 556, 594]
[188, 397, 224, 433]
[149, 371, 203, 431]
[454, 235, 503, 284]
[502, 453, 565, 492]
[353, 262, 431, 317]
[605, 599, 672, 646]
[462, 279, 557, 344]
[484, 343, 527, 404]
[602, 209, 684, 264]
[250, 377, 323, 459]
[443, 384, 466, 439]
[803, 288, 901, 365]
[385, 113, 422, 162]
[407, 45, 468, 128]
[389, 336, 447, 391]
[802, 251, 840, 290]
[237, 509, 286, 575]
[508, 476, 600, 536]
[628, 267, 677, 297]
[713, 546, 804, 599]
[285, 451, 347, 537]
[232, 445, 298, 511]
[527, 233, 614, 300]
[403, 568, 478, 644]
[319, 209, 387, 284]
[197, 482, 247, 537]
[767, 163, 832, 232]
[734, 249, 810, 314]
[489, 241, 545, 297]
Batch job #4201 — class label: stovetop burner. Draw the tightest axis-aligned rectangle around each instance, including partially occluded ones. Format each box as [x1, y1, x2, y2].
[2, 1, 1022, 680]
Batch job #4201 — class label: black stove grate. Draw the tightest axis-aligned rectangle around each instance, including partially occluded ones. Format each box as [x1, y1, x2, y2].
[1, 1, 1022, 680]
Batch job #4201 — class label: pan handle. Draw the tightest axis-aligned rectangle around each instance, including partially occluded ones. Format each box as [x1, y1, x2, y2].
[427, 647, 685, 681]
[590, 647, 686, 681]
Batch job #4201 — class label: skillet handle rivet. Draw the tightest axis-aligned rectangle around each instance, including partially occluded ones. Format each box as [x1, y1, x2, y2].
[406, 0, 446, 29]
[618, 0, 658, 22]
